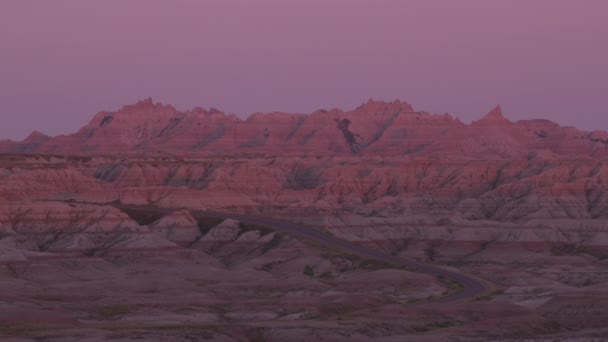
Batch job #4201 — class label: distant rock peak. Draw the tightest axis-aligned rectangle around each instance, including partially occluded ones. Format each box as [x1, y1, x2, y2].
[140, 97, 154, 105]
[25, 131, 48, 139]
[6, 98, 608, 158]
[121, 97, 177, 114]
[356, 98, 414, 113]
[475, 105, 511, 124]
[23, 131, 50, 143]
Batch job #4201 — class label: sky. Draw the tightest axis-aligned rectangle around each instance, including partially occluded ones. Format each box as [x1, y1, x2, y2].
[0, 0, 607, 140]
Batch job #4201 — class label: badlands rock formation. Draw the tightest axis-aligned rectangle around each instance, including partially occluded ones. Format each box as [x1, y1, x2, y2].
[2, 96, 608, 262]
[2, 98, 608, 158]
[2, 100, 608, 340]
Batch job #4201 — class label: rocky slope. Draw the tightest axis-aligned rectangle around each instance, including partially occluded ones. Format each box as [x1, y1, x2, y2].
[2, 154, 608, 249]
[3, 98, 608, 158]
[2, 100, 608, 341]
[1, 170, 607, 341]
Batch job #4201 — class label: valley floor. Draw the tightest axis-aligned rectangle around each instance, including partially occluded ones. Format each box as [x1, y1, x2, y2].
[1, 210, 607, 341]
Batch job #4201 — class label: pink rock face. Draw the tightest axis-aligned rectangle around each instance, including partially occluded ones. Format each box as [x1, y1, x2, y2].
[2, 101, 608, 341]
[5, 98, 608, 158]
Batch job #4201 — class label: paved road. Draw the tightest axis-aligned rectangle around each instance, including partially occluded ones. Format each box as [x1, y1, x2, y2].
[193, 210, 490, 303]
[46, 200, 490, 303]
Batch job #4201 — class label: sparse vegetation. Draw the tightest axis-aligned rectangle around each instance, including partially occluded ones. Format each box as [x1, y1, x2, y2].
[424, 239, 444, 262]
[83, 226, 132, 257]
[284, 164, 323, 190]
[411, 321, 457, 333]
[94, 163, 125, 182]
[246, 328, 267, 342]
[437, 275, 465, 296]
[303, 264, 315, 277]
[96, 304, 132, 320]
[143, 187, 176, 206]
[5, 262, 29, 278]
[319, 271, 333, 279]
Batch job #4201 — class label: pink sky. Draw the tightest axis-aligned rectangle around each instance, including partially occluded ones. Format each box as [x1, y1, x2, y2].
[1, 0, 607, 140]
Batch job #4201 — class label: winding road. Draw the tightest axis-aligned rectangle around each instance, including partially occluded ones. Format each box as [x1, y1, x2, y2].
[191, 209, 491, 303]
[115, 203, 490, 303]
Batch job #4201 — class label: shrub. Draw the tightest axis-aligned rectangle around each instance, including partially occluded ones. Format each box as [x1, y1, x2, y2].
[285, 165, 323, 190]
[96, 304, 131, 320]
[303, 265, 315, 277]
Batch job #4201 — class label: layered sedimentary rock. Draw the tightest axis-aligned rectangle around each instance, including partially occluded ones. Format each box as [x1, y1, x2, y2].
[2, 99, 608, 249]
[2, 153, 608, 249]
[2, 100, 608, 341]
[3, 98, 608, 158]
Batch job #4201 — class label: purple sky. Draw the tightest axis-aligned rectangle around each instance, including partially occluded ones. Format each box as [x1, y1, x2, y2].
[1, 1, 607, 140]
